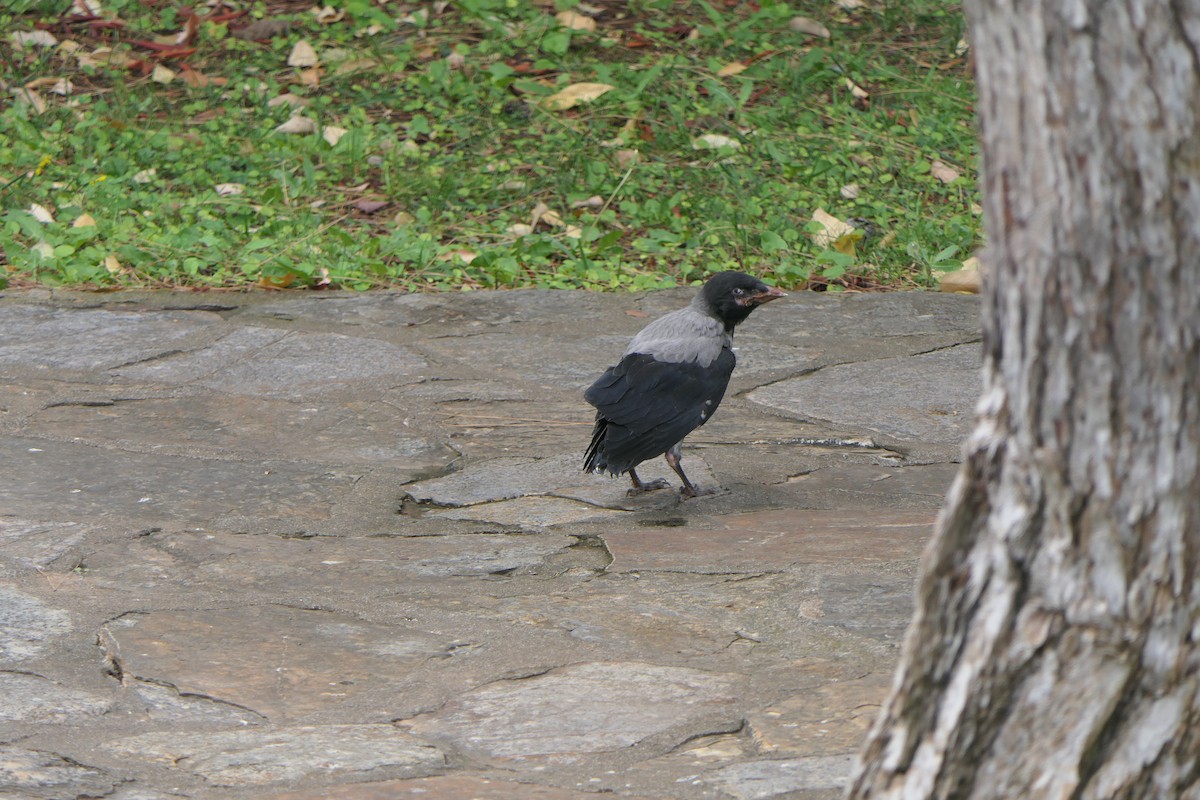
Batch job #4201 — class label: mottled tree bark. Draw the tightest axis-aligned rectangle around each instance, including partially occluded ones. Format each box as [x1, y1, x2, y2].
[847, 2, 1200, 798]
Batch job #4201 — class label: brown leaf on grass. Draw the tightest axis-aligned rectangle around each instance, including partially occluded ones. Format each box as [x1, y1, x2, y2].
[542, 82, 614, 111]
[436, 249, 479, 265]
[717, 62, 748, 76]
[267, 93, 308, 110]
[313, 6, 345, 24]
[939, 256, 981, 294]
[789, 16, 831, 38]
[10, 30, 58, 51]
[11, 87, 46, 114]
[232, 19, 294, 41]
[322, 125, 348, 146]
[274, 115, 317, 134]
[288, 40, 319, 67]
[73, 213, 97, 228]
[810, 208, 861, 255]
[930, 160, 960, 183]
[298, 67, 321, 88]
[556, 10, 596, 31]
[353, 199, 388, 214]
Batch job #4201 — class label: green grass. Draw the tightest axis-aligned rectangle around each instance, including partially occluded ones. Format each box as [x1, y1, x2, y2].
[0, 0, 978, 292]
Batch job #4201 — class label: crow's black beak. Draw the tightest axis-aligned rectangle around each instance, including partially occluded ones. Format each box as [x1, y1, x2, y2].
[741, 286, 787, 306]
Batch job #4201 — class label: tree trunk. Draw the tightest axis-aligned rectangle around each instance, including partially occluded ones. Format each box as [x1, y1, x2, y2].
[847, 2, 1200, 798]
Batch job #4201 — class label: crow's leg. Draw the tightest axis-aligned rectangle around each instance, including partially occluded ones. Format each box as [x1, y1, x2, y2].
[627, 467, 672, 496]
[665, 444, 714, 498]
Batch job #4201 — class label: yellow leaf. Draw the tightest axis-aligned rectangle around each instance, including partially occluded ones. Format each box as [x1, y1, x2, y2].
[556, 10, 596, 31]
[542, 82, 615, 111]
[104, 255, 122, 274]
[717, 62, 747, 76]
[73, 213, 97, 228]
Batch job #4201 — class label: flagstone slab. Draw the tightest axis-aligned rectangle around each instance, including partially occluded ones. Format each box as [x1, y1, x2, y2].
[748, 344, 981, 447]
[0, 672, 111, 722]
[404, 661, 742, 759]
[601, 509, 935, 573]
[0, 306, 217, 372]
[105, 725, 444, 786]
[264, 775, 615, 800]
[0, 585, 72, 663]
[0, 746, 118, 799]
[102, 605, 460, 723]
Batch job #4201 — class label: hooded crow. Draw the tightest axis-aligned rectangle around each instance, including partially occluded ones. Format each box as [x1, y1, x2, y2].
[583, 271, 786, 497]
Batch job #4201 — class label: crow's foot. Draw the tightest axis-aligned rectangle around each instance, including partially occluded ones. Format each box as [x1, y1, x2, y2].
[626, 478, 673, 496]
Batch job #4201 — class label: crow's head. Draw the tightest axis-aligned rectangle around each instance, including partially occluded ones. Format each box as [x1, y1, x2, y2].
[699, 271, 786, 329]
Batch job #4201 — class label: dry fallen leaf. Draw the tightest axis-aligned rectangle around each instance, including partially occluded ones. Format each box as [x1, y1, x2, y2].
[232, 19, 294, 41]
[298, 67, 321, 88]
[692, 133, 740, 150]
[29, 204, 55, 224]
[31, 242, 55, 260]
[73, 213, 97, 228]
[11, 87, 46, 115]
[542, 82, 615, 111]
[104, 255, 122, 274]
[76, 48, 135, 69]
[810, 208, 857, 250]
[353, 199, 388, 214]
[930, 160, 960, 184]
[313, 5, 345, 24]
[288, 40, 319, 68]
[789, 16, 831, 38]
[436, 249, 478, 265]
[717, 62, 748, 77]
[939, 256, 982, 294]
[267, 93, 308, 110]
[322, 125, 348, 146]
[10, 30, 58, 51]
[132, 168, 156, 184]
[625, 309, 649, 318]
[214, 183, 245, 196]
[572, 196, 604, 209]
[508, 223, 534, 237]
[274, 115, 318, 135]
[556, 10, 596, 31]
[840, 183, 861, 200]
[151, 64, 176, 84]
[845, 78, 869, 100]
[615, 149, 640, 169]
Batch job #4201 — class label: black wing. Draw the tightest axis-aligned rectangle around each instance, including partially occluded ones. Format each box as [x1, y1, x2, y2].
[583, 349, 735, 475]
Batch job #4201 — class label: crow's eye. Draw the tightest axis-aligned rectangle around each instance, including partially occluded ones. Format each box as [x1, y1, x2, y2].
[732, 287, 745, 296]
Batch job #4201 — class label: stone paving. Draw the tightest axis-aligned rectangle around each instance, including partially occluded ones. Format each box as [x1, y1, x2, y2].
[0, 286, 981, 799]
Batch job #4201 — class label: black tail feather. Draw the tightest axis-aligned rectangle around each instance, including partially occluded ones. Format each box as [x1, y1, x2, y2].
[583, 416, 608, 473]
